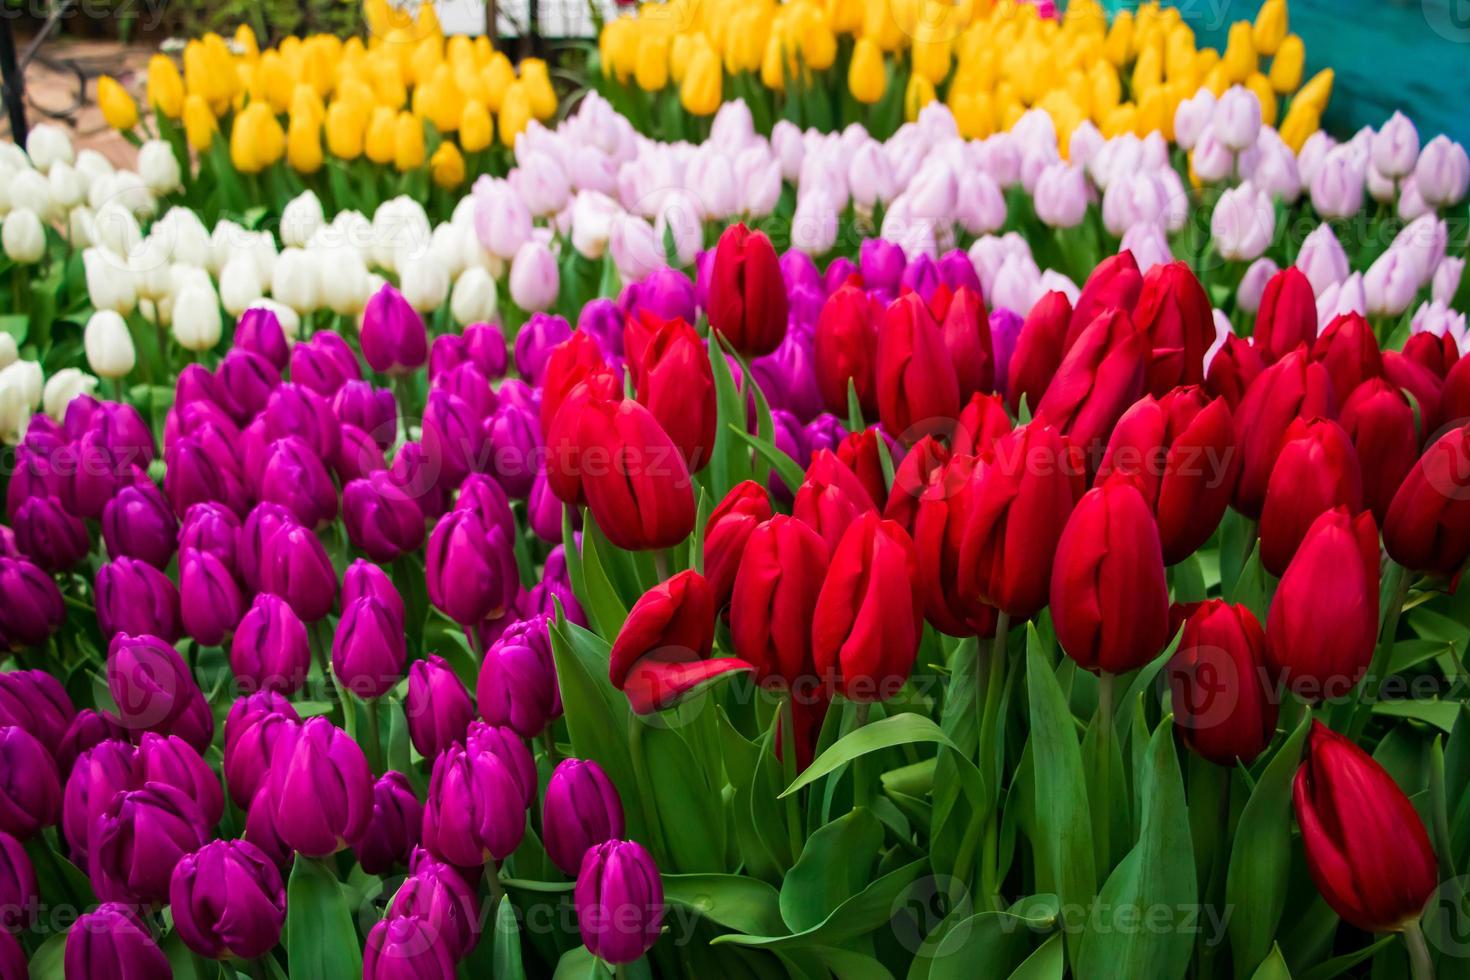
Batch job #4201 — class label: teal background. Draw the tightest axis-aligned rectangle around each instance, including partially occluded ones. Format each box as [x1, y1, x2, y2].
[1104, 0, 1470, 145]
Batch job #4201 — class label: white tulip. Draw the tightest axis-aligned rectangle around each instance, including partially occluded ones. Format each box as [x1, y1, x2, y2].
[47, 162, 85, 210]
[0, 358, 43, 411]
[2, 209, 46, 264]
[137, 140, 182, 195]
[84, 310, 136, 378]
[450, 267, 498, 324]
[0, 163, 14, 217]
[10, 168, 55, 224]
[92, 201, 142, 258]
[67, 206, 96, 248]
[41, 368, 97, 420]
[241, 231, 279, 286]
[219, 255, 265, 316]
[83, 247, 136, 314]
[399, 255, 450, 312]
[316, 249, 370, 316]
[427, 223, 468, 279]
[107, 171, 156, 219]
[207, 219, 245, 274]
[171, 282, 223, 351]
[281, 191, 326, 249]
[0, 142, 29, 172]
[128, 237, 176, 302]
[1210, 182, 1275, 262]
[25, 124, 74, 173]
[270, 247, 319, 313]
[570, 191, 619, 259]
[74, 148, 113, 185]
[0, 332, 17, 370]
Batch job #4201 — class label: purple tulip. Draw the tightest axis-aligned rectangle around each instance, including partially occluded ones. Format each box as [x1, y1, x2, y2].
[342, 559, 406, 624]
[406, 655, 474, 759]
[389, 441, 448, 520]
[752, 331, 824, 423]
[173, 362, 222, 412]
[988, 307, 1024, 400]
[938, 248, 983, 294]
[333, 596, 407, 700]
[106, 632, 215, 752]
[463, 321, 509, 378]
[364, 914, 456, 979]
[386, 849, 481, 958]
[13, 495, 88, 572]
[163, 425, 249, 518]
[804, 413, 846, 457]
[860, 239, 905, 294]
[237, 502, 296, 593]
[423, 389, 487, 486]
[167, 396, 240, 448]
[62, 739, 137, 859]
[619, 268, 697, 327]
[136, 732, 224, 828]
[56, 710, 128, 777]
[433, 361, 499, 424]
[334, 422, 388, 484]
[455, 473, 515, 541]
[264, 382, 341, 461]
[169, 839, 286, 959]
[0, 669, 74, 755]
[824, 255, 858, 294]
[179, 501, 240, 572]
[901, 253, 943, 302]
[102, 479, 177, 568]
[223, 692, 299, 809]
[0, 831, 36, 930]
[477, 619, 560, 738]
[526, 465, 569, 544]
[267, 717, 373, 857]
[259, 522, 338, 623]
[354, 771, 423, 875]
[465, 721, 536, 808]
[67, 429, 137, 520]
[6, 446, 62, 521]
[484, 402, 542, 499]
[333, 380, 399, 451]
[96, 558, 182, 642]
[543, 759, 625, 877]
[514, 312, 573, 385]
[216, 348, 281, 423]
[89, 781, 209, 904]
[362, 283, 429, 376]
[0, 726, 59, 839]
[426, 510, 517, 627]
[234, 306, 290, 370]
[85, 401, 155, 463]
[0, 926, 22, 976]
[178, 548, 244, 647]
[0, 557, 62, 651]
[244, 783, 293, 868]
[576, 300, 626, 362]
[64, 903, 171, 978]
[574, 839, 664, 964]
[421, 742, 526, 867]
[343, 471, 425, 562]
[781, 249, 823, 295]
[290, 330, 361, 395]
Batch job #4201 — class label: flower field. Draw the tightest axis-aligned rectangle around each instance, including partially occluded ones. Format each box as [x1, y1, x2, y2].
[0, 0, 1469, 977]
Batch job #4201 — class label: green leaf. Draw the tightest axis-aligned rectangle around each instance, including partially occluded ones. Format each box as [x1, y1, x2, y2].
[781, 712, 959, 798]
[663, 873, 786, 936]
[285, 855, 363, 980]
[1295, 936, 1393, 980]
[27, 930, 67, 980]
[1373, 698, 1461, 733]
[577, 519, 630, 637]
[639, 723, 729, 873]
[914, 894, 1062, 980]
[492, 896, 524, 979]
[1250, 944, 1292, 980]
[552, 945, 614, 980]
[779, 807, 883, 932]
[714, 859, 929, 951]
[1009, 932, 1064, 980]
[728, 425, 804, 497]
[708, 337, 752, 498]
[1023, 624, 1096, 962]
[1227, 711, 1311, 980]
[1075, 717, 1196, 980]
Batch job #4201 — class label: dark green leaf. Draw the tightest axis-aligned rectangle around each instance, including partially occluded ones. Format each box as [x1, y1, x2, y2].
[285, 855, 363, 980]
[781, 713, 959, 798]
[663, 873, 786, 936]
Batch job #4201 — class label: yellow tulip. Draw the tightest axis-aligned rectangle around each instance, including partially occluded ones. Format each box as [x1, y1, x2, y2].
[1221, 21, 1255, 83]
[1294, 66, 1333, 113]
[1164, 23, 1196, 83]
[670, 34, 695, 84]
[409, 35, 444, 89]
[912, 37, 952, 86]
[258, 52, 294, 115]
[601, 18, 638, 82]
[234, 24, 259, 61]
[301, 38, 337, 97]
[498, 82, 533, 146]
[201, 33, 239, 112]
[287, 111, 323, 174]
[183, 94, 217, 151]
[421, 64, 465, 132]
[1278, 101, 1318, 152]
[97, 75, 140, 131]
[1103, 9, 1132, 64]
[1253, 0, 1288, 56]
[761, 36, 786, 91]
[1269, 34, 1304, 93]
[454, 56, 488, 104]
[1245, 72, 1278, 126]
[680, 45, 722, 116]
[430, 142, 466, 189]
[1194, 47, 1220, 81]
[1203, 62, 1230, 97]
[1136, 85, 1169, 136]
[446, 34, 475, 67]
[1088, 61, 1120, 120]
[862, 0, 903, 50]
[827, 0, 863, 35]
[230, 103, 263, 173]
[635, 34, 671, 91]
[904, 74, 935, 121]
[365, 105, 397, 164]
[1102, 101, 1137, 138]
[848, 37, 885, 104]
[325, 100, 366, 159]
[146, 55, 184, 120]
[724, 9, 766, 74]
[520, 59, 557, 120]
[417, 0, 443, 38]
[482, 52, 516, 112]
[950, 88, 993, 139]
[460, 99, 493, 152]
[393, 112, 425, 171]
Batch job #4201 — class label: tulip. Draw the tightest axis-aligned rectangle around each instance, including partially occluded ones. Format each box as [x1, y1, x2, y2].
[96, 557, 182, 642]
[509, 240, 559, 312]
[163, 425, 249, 518]
[0, 726, 60, 839]
[1384, 424, 1470, 575]
[0, 670, 73, 755]
[1007, 291, 1073, 415]
[935, 285, 994, 400]
[178, 547, 244, 647]
[136, 732, 224, 828]
[575, 839, 665, 964]
[267, 717, 373, 857]
[421, 740, 526, 867]
[884, 435, 950, 533]
[1259, 417, 1363, 576]
[1231, 347, 1337, 517]
[911, 454, 1000, 638]
[708, 223, 788, 357]
[610, 570, 749, 714]
[959, 422, 1079, 621]
[790, 446, 875, 554]
[62, 738, 136, 861]
[426, 509, 518, 628]
[0, 556, 63, 650]
[264, 382, 341, 462]
[1037, 308, 1149, 467]
[65, 904, 171, 978]
[222, 693, 299, 810]
[1340, 380, 1419, 525]
[730, 514, 831, 687]
[364, 914, 456, 979]
[630, 313, 715, 472]
[1133, 262, 1214, 393]
[1293, 722, 1437, 932]
[343, 471, 424, 562]
[574, 396, 697, 552]
[13, 495, 88, 573]
[169, 839, 285, 960]
[234, 306, 290, 370]
[813, 282, 882, 418]
[90, 781, 209, 904]
[56, 709, 127, 778]
[259, 522, 338, 623]
[388, 441, 448, 520]
[1169, 601, 1277, 765]
[107, 632, 214, 752]
[332, 596, 407, 700]
[1066, 252, 1142, 349]
[876, 292, 961, 446]
[1211, 182, 1275, 262]
[0, 831, 36, 930]
[290, 331, 361, 396]
[836, 427, 899, 511]
[354, 772, 423, 877]
[1415, 135, 1470, 208]
[406, 655, 474, 759]
[84, 310, 136, 378]
[361, 283, 429, 376]
[384, 852, 482, 962]
[477, 619, 561, 737]
[1253, 266, 1318, 364]
[539, 758, 625, 879]
[1311, 312, 1384, 403]
[1266, 507, 1379, 698]
[514, 313, 574, 386]
[704, 480, 775, 607]
[234, 503, 290, 594]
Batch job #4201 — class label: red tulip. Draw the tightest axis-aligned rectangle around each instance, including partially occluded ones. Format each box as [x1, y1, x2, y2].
[1259, 417, 1363, 576]
[813, 283, 881, 418]
[545, 373, 619, 507]
[703, 481, 773, 607]
[1384, 423, 1470, 575]
[877, 292, 961, 445]
[1402, 330, 1459, 380]
[836, 427, 897, 511]
[609, 571, 751, 714]
[1133, 261, 1214, 394]
[811, 512, 922, 702]
[958, 422, 1078, 621]
[952, 392, 1013, 458]
[540, 332, 610, 435]
[883, 436, 950, 534]
[1382, 351, 1443, 437]
[1252, 267, 1318, 364]
[708, 223, 788, 357]
[1096, 386, 1239, 564]
[730, 516, 830, 688]
[1340, 380, 1419, 525]
[934, 285, 994, 399]
[1265, 507, 1379, 699]
[1231, 346, 1337, 518]
[1293, 722, 1437, 933]
[1036, 307, 1149, 467]
[630, 314, 716, 472]
[792, 450, 878, 554]
[1169, 601, 1277, 766]
[574, 398, 696, 551]
[1065, 251, 1142, 350]
[913, 454, 997, 637]
[1443, 354, 1470, 429]
[1006, 291, 1072, 416]
[1310, 312, 1384, 404]
[1051, 478, 1170, 674]
[1205, 334, 1265, 410]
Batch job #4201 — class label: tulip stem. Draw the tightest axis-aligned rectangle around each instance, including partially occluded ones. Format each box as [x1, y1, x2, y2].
[1347, 562, 1411, 741]
[852, 701, 873, 808]
[1096, 671, 1115, 872]
[779, 694, 805, 862]
[977, 614, 1010, 907]
[485, 857, 505, 912]
[627, 712, 669, 865]
[1403, 919, 1435, 980]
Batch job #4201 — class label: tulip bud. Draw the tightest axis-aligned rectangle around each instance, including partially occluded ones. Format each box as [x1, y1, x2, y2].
[90, 781, 209, 904]
[0, 726, 60, 839]
[13, 495, 88, 573]
[136, 732, 224, 828]
[576, 396, 697, 551]
[1232, 347, 1337, 517]
[814, 283, 882, 418]
[333, 597, 407, 701]
[0, 557, 64, 650]
[163, 424, 250, 518]
[730, 514, 830, 688]
[477, 618, 561, 738]
[290, 331, 361, 396]
[703, 481, 773, 607]
[0, 669, 74, 757]
[426, 509, 517, 627]
[259, 522, 338, 623]
[876, 292, 961, 445]
[364, 915, 456, 979]
[62, 738, 136, 860]
[1253, 267, 1318, 364]
[107, 632, 214, 751]
[1384, 424, 1470, 575]
[1266, 507, 1379, 698]
[836, 427, 899, 512]
[83, 309, 137, 379]
[234, 306, 290, 371]
[178, 547, 244, 647]
[406, 655, 474, 758]
[1169, 601, 1277, 765]
[0, 830, 36, 930]
[342, 470, 424, 563]
[1133, 262, 1213, 394]
[1338, 380, 1418, 526]
[575, 839, 665, 964]
[422, 740, 527, 867]
[631, 313, 716, 472]
[169, 839, 285, 960]
[1038, 308, 1150, 468]
[708, 223, 788, 357]
[1293, 722, 1437, 932]
[101, 479, 177, 569]
[543, 759, 626, 878]
[222, 692, 299, 810]
[96, 557, 182, 643]
[509, 239, 559, 312]
[55, 709, 127, 778]
[1259, 417, 1363, 576]
[361, 283, 429, 376]
[65, 904, 171, 978]
[1007, 291, 1073, 416]
[267, 717, 373, 857]
[354, 772, 423, 877]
